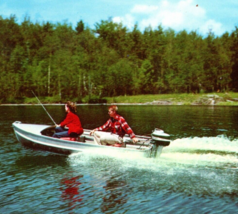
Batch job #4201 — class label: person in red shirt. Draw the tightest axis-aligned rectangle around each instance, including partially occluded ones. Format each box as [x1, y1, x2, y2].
[90, 105, 138, 146]
[53, 101, 83, 138]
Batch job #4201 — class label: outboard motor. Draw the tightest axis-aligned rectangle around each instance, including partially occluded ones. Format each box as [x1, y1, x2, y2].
[150, 128, 170, 157]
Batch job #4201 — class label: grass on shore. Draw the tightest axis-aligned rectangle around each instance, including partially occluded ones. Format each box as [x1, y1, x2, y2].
[2, 92, 238, 105]
[105, 92, 238, 105]
[106, 93, 200, 104]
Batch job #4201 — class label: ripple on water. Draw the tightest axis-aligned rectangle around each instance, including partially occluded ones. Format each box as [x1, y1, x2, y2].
[1, 129, 238, 213]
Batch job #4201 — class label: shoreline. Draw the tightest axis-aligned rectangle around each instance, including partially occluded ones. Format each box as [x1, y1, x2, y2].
[0, 102, 171, 106]
[1, 93, 238, 106]
[0, 102, 237, 106]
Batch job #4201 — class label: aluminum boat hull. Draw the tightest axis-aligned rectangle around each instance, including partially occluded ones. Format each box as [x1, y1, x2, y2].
[12, 121, 170, 157]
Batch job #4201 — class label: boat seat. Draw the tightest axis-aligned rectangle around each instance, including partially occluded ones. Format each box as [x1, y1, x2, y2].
[60, 137, 78, 141]
[113, 143, 123, 147]
[60, 132, 80, 141]
[106, 143, 125, 147]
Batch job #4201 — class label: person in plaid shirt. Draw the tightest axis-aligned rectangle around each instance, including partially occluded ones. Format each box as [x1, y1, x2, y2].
[90, 105, 138, 147]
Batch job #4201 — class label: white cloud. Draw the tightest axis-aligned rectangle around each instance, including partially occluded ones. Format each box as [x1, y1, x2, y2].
[113, 14, 135, 29]
[113, 0, 224, 35]
[131, 5, 159, 14]
[199, 19, 223, 35]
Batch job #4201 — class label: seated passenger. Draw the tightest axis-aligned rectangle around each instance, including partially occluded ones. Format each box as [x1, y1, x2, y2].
[90, 105, 138, 146]
[53, 101, 83, 138]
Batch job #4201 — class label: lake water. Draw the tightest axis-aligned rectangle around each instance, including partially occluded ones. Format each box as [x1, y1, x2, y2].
[1, 105, 237, 213]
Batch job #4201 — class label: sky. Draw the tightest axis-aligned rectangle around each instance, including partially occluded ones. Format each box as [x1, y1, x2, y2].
[1, 0, 238, 36]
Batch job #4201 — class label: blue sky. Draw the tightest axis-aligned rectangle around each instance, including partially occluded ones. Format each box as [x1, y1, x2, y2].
[1, 0, 238, 36]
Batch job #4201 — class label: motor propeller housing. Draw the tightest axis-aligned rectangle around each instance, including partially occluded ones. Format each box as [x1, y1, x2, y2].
[150, 128, 171, 157]
[151, 128, 170, 146]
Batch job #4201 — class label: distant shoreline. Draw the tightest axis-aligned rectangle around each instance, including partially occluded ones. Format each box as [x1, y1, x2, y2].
[1, 93, 238, 106]
[0, 103, 167, 106]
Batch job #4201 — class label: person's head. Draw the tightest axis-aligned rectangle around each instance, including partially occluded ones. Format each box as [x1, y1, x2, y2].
[65, 101, 77, 114]
[108, 105, 118, 117]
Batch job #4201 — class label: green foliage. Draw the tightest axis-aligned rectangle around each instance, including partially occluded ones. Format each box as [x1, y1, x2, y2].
[76, 20, 84, 34]
[1, 15, 238, 103]
[82, 95, 107, 103]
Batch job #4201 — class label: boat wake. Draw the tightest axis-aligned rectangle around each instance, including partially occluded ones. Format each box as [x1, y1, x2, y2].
[67, 135, 238, 198]
[161, 135, 238, 169]
[69, 135, 238, 169]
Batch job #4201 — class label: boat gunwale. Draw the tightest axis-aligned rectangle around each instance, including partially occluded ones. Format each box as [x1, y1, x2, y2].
[12, 121, 152, 153]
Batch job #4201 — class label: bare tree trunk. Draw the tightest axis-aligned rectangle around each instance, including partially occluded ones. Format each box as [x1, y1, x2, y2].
[48, 55, 51, 95]
[88, 73, 92, 100]
[78, 69, 82, 98]
[58, 73, 61, 100]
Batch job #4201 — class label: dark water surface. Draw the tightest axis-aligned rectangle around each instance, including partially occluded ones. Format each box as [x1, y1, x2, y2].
[1, 105, 237, 213]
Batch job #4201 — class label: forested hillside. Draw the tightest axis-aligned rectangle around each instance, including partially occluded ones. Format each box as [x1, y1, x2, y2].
[1, 15, 238, 103]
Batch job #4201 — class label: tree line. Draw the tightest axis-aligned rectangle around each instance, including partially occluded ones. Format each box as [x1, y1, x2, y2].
[1, 15, 238, 103]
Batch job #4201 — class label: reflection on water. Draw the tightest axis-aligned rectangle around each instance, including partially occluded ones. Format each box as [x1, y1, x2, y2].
[101, 179, 127, 212]
[1, 105, 238, 213]
[60, 174, 84, 211]
[15, 154, 68, 168]
[67, 134, 238, 202]
[65, 138, 238, 213]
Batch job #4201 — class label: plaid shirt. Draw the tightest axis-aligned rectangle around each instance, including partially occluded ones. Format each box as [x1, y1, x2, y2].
[95, 114, 136, 138]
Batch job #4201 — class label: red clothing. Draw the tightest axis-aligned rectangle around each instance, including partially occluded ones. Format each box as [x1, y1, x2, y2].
[95, 114, 135, 138]
[60, 112, 83, 135]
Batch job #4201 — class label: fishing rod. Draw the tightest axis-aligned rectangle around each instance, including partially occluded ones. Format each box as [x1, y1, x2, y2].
[31, 91, 57, 126]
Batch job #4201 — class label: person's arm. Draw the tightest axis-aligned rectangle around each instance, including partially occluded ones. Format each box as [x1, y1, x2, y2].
[120, 117, 138, 143]
[60, 113, 73, 127]
[90, 119, 111, 135]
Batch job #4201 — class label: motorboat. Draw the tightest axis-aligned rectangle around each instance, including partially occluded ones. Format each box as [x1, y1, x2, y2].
[12, 121, 171, 158]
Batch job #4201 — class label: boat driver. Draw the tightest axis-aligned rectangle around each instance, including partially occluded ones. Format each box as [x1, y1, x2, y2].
[90, 105, 138, 147]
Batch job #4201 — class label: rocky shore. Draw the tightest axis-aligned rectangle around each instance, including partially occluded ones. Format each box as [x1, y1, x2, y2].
[143, 94, 238, 105]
